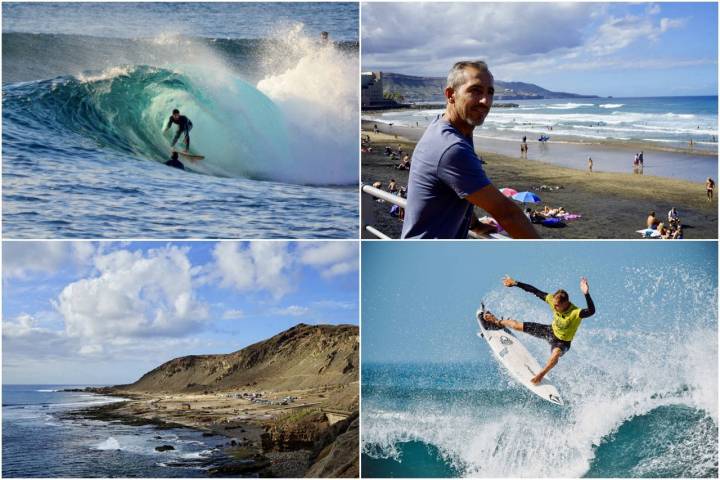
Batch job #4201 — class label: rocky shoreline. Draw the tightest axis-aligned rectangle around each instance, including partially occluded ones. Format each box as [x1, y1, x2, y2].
[61, 387, 358, 477]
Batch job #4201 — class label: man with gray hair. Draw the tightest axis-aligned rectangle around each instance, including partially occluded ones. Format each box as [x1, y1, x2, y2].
[401, 61, 539, 238]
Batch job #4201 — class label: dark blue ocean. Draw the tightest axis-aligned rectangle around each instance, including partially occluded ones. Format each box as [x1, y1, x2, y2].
[2, 3, 359, 238]
[2, 385, 230, 477]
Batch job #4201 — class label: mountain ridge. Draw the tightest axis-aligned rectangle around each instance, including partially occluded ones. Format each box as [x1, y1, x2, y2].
[114, 323, 358, 395]
[380, 72, 598, 101]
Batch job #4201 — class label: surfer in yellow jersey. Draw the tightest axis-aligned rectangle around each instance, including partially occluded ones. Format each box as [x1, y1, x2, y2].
[483, 275, 595, 385]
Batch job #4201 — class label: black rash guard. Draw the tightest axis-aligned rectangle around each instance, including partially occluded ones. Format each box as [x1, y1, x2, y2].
[166, 115, 192, 132]
[516, 281, 595, 318]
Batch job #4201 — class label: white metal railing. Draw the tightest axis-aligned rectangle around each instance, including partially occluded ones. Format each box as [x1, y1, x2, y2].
[361, 184, 506, 239]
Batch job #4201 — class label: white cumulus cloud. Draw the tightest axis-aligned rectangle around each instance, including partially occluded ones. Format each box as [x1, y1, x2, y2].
[211, 242, 294, 298]
[298, 242, 358, 278]
[55, 246, 208, 341]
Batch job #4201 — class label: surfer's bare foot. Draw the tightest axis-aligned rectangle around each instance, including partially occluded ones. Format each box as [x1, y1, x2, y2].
[530, 374, 543, 385]
[483, 312, 503, 327]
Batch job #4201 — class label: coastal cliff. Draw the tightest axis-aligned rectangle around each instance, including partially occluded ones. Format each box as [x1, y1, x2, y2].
[118, 323, 358, 397]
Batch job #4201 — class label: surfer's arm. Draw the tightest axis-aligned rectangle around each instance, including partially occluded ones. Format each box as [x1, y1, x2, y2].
[579, 293, 595, 318]
[163, 117, 172, 132]
[515, 281, 548, 300]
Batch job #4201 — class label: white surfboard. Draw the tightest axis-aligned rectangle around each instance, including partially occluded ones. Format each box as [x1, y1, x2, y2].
[476, 305, 564, 405]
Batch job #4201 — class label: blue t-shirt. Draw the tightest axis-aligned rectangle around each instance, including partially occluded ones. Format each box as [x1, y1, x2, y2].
[401, 116, 491, 239]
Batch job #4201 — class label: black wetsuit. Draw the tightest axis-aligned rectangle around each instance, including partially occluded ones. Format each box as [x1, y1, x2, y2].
[165, 158, 185, 170]
[167, 115, 193, 149]
[516, 281, 595, 354]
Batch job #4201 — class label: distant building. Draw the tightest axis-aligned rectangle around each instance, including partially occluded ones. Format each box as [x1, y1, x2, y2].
[362, 72, 400, 109]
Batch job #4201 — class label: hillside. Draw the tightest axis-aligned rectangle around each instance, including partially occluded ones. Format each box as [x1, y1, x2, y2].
[380, 72, 597, 102]
[116, 323, 358, 394]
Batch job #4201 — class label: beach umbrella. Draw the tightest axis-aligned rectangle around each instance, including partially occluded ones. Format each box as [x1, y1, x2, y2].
[512, 191, 541, 203]
[500, 188, 518, 197]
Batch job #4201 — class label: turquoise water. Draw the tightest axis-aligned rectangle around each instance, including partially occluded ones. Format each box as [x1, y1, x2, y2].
[362, 362, 718, 477]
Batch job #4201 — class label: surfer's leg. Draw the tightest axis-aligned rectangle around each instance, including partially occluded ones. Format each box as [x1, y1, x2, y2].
[522, 322, 554, 342]
[498, 318, 523, 331]
[483, 312, 522, 331]
[531, 347, 562, 385]
[171, 129, 181, 147]
[183, 132, 190, 151]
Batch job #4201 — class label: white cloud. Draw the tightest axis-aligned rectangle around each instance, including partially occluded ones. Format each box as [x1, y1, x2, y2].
[211, 242, 294, 298]
[646, 4, 661, 16]
[585, 14, 685, 57]
[312, 300, 356, 310]
[222, 309, 244, 320]
[362, 3, 690, 78]
[298, 242, 358, 278]
[3, 242, 101, 279]
[3, 242, 69, 279]
[78, 344, 104, 356]
[55, 246, 208, 341]
[272, 305, 309, 316]
[362, 3, 597, 75]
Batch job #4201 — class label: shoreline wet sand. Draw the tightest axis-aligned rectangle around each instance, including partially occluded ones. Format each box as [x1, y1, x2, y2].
[364, 119, 717, 183]
[361, 126, 717, 239]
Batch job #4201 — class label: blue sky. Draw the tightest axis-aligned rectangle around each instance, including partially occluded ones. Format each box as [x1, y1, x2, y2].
[362, 2, 718, 97]
[3, 241, 358, 384]
[362, 241, 717, 364]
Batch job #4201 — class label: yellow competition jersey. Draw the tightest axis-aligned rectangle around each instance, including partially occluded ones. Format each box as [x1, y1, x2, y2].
[545, 293, 583, 341]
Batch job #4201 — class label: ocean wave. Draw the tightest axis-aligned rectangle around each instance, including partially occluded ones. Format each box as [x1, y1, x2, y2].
[599, 103, 624, 109]
[96, 437, 121, 450]
[546, 102, 595, 110]
[3, 30, 358, 185]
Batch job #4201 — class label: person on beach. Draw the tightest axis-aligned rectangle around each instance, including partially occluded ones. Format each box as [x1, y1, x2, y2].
[668, 208, 679, 227]
[588, 157, 593, 172]
[483, 275, 596, 385]
[165, 151, 184, 170]
[401, 60, 539, 239]
[707, 177, 715, 201]
[388, 179, 398, 194]
[647, 211, 659, 229]
[164, 109, 193, 152]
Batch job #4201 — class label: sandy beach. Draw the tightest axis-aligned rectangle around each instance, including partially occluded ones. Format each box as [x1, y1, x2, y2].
[361, 123, 718, 239]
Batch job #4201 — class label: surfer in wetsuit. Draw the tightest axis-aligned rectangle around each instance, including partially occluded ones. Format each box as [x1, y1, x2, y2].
[165, 151, 184, 170]
[163, 109, 193, 152]
[483, 275, 595, 385]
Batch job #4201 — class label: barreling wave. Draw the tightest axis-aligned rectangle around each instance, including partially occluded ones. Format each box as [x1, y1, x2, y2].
[3, 66, 295, 180]
[2, 31, 359, 185]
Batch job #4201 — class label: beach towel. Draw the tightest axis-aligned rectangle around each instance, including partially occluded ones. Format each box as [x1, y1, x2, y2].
[541, 217, 565, 228]
[636, 228, 661, 238]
